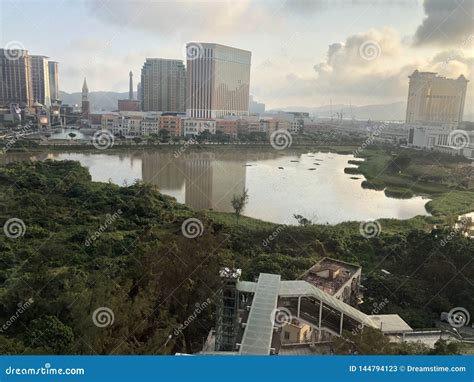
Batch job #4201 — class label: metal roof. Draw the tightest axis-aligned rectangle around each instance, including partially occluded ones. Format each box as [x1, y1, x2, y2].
[239, 273, 281, 355]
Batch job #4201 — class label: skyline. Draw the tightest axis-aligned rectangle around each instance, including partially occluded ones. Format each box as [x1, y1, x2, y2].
[1, 0, 473, 113]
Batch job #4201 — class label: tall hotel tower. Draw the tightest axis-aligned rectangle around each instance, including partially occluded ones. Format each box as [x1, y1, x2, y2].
[140, 59, 186, 112]
[406, 70, 468, 124]
[0, 48, 33, 109]
[186, 43, 251, 119]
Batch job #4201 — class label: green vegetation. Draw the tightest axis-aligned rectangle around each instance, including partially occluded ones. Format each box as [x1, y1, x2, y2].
[355, 147, 474, 216]
[0, 160, 472, 355]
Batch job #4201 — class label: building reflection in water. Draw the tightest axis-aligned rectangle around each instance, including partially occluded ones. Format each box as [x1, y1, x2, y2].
[141, 151, 247, 213]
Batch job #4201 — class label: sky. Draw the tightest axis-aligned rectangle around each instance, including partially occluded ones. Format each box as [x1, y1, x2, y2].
[1, 0, 473, 111]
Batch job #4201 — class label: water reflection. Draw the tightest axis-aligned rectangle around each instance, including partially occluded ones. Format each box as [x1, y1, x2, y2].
[1, 149, 430, 224]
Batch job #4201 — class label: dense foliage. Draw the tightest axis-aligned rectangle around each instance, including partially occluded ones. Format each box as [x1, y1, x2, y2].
[0, 160, 472, 355]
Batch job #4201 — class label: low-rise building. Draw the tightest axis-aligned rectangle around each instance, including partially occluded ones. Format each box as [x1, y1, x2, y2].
[183, 118, 216, 137]
[216, 119, 238, 138]
[159, 114, 183, 137]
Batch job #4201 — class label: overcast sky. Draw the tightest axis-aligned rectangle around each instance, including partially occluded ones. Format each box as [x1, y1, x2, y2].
[1, 0, 473, 110]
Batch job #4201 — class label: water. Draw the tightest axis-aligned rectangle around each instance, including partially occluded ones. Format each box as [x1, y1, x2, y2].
[2, 149, 430, 224]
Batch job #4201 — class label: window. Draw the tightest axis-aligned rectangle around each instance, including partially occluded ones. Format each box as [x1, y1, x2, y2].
[284, 332, 290, 340]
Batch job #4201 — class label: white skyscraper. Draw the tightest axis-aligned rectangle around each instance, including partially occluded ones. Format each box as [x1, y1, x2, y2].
[186, 43, 251, 119]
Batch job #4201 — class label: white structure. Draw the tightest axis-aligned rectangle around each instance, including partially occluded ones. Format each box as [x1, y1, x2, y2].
[183, 119, 216, 137]
[407, 123, 474, 159]
[406, 71, 468, 124]
[101, 111, 162, 137]
[186, 43, 251, 119]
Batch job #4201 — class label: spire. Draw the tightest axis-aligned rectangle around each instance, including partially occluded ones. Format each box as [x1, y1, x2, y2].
[129, 71, 133, 100]
[82, 78, 88, 101]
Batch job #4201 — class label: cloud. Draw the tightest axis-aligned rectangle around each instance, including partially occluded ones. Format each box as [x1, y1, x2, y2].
[414, 0, 474, 46]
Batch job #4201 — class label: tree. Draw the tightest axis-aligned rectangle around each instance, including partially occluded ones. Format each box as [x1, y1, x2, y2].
[294, 214, 312, 226]
[231, 189, 249, 221]
[158, 129, 170, 142]
[133, 137, 142, 145]
[68, 132, 76, 140]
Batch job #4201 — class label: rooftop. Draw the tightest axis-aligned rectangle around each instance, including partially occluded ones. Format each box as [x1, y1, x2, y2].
[301, 257, 360, 296]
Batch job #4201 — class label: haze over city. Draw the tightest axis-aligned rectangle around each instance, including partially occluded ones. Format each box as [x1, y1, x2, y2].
[1, 0, 473, 112]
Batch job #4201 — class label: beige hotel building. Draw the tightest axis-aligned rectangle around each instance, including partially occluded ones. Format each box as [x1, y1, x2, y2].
[186, 43, 251, 119]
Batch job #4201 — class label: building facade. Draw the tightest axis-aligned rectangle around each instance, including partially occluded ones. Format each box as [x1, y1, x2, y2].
[186, 43, 251, 119]
[159, 114, 183, 137]
[183, 118, 216, 137]
[48, 61, 59, 102]
[140, 58, 186, 113]
[0, 48, 33, 109]
[405, 70, 468, 124]
[29, 55, 51, 107]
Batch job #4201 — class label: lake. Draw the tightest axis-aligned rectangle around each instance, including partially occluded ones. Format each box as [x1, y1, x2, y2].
[2, 149, 430, 224]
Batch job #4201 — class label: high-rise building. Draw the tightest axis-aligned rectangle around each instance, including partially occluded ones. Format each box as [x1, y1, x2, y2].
[186, 43, 251, 119]
[48, 61, 60, 102]
[140, 58, 186, 113]
[29, 55, 51, 107]
[406, 70, 468, 124]
[118, 71, 139, 111]
[0, 48, 33, 109]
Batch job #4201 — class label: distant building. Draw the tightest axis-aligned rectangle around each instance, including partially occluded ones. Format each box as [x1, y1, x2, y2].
[140, 58, 186, 113]
[129, 70, 134, 100]
[137, 82, 142, 107]
[183, 118, 216, 137]
[0, 48, 33, 109]
[248, 95, 265, 115]
[118, 99, 140, 112]
[186, 43, 251, 119]
[29, 55, 51, 107]
[48, 61, 59, 102]
[159, 114, 183, 137]
[216, 119, 238, 138]
[406, 70, 468, 124]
